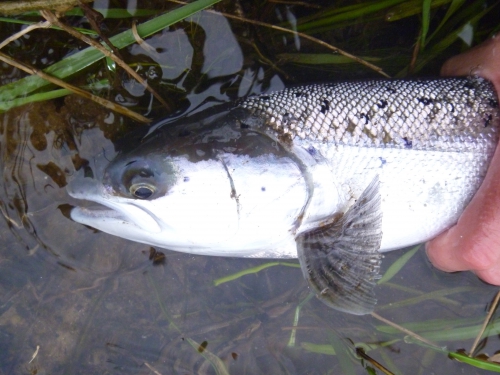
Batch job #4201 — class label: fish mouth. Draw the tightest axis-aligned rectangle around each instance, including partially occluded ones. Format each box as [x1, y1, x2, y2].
[67, 178, 162, 234]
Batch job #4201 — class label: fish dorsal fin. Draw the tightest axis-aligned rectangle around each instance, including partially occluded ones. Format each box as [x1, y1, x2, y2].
[296, 177, 383, 315]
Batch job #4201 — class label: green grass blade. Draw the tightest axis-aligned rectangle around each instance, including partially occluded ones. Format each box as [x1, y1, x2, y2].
[297, 0, 406, 32]
[287, 293, 314, 347]
[0, 89, 70, 111]
[390, 319, 500, 343]
[301, 342, 337, 355]
[407, 1, 495, 74]
[277, 53, 381, 65]
[378, 286, 474, 310]
[185, 338, 230, 375]
[421, 0, 432, 48]
[385, 0, 451, 22]
[148, 272, 229, 375]
[62, 8, 158, 18]
[0, 17, 98, 35]
[328, 332, 357, 375]
[448, 352, 500, 372]
[420, 320, 500, 342]
[376, 316, 483, 334]
[0, 80, 109, 112]
[0, 0, 221, 103]
[213, 261, 300, 286]
[19, 8, 158, 17]
[424, 0, 466, 46]
[378, 245, 419, 285]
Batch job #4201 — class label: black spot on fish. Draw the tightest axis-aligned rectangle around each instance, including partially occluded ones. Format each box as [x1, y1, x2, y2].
[294, 91, 303, 97]
[260, 95, 270, 101]
[484, 113, 493, 127]
[447, 102, 455, 113]
[178, 129, 191, 137]
[403, 137, 412, 148]
[261, 187, 266, 192]
[385, 86, 397, 94]
[418, 97, 433, 105]
[489, 98, 499, 108]
[360, 113, 369, 124]
[183, 176, 190, 182]
[379, 157, 386, 165]
[282, 112, 297, 128]
[464, 82, 474, 89]
[376, 99, 388, 109]
[240, 122, 250, 129]
[307, 146, 316, 156]
[320, 99, 330, 114]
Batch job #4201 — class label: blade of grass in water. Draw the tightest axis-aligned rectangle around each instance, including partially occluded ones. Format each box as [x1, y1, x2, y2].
[0, 17, 98, 35]
[61, 8, 158, 18]
[420, 319, 500, 342]
[423, 0, 466, 47]
[0, 89, 70, 111]
[185, 338, 230, 375]
[448, 352, 500, 372]
[376, 316, 484, 334]
[0, 0, 221, 104]
[147, 272, 229, 375]
[287, 293, 314, 347]
[301, 339, 400, 356]
[276, 53, 381, 65]
[377, 286, 474, 310]
[297, 0, 406, 33]
[301, 342, 337, 355]
[421, 0, 432, 48]
[385, 0, 451, 22]
[213, 261, 300, 286]
[398, 0, 495, 76]
[0, 80, 109, 112]
[378, 245, 419, 285]
[328, 331, 357, 375]
[383, 319, 500, 343]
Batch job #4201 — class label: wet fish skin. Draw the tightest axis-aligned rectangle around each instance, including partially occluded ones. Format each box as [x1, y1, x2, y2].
[68, 77, 500, 315]
[240, 77, 498, 152]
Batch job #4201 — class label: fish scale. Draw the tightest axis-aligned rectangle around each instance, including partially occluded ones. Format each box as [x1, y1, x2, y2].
[240, 77, 499, 152]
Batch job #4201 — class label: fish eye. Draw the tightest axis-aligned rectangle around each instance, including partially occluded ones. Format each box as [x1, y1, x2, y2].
[130, 183, 156, 199]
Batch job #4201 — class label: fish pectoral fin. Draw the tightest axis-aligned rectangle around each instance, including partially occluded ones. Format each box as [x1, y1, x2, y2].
[296, 176, 383, 315]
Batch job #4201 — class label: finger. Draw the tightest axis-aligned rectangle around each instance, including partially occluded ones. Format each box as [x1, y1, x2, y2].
[427, 144, 500, 279]
[475, 263, 500, 286]
[441, 34, 500, 91]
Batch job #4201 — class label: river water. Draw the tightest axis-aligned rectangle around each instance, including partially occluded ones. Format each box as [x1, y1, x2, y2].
[0, 1, 499, 374]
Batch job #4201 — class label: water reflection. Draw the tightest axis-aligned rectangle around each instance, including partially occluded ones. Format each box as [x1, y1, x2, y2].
[0, 3, 499, 375]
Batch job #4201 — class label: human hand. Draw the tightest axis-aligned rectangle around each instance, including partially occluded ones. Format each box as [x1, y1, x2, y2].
[426, 35, 500, 284]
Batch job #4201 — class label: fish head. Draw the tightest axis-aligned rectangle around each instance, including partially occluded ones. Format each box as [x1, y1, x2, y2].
[67, 107, 301, 254]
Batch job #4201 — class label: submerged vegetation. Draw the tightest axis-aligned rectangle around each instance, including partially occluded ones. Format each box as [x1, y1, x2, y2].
[0, 0, 500, 374]
[0, 0, 498, 116]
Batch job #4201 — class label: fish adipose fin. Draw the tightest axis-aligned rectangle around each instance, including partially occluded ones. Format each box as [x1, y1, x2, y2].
[296, 177, 383, 315]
